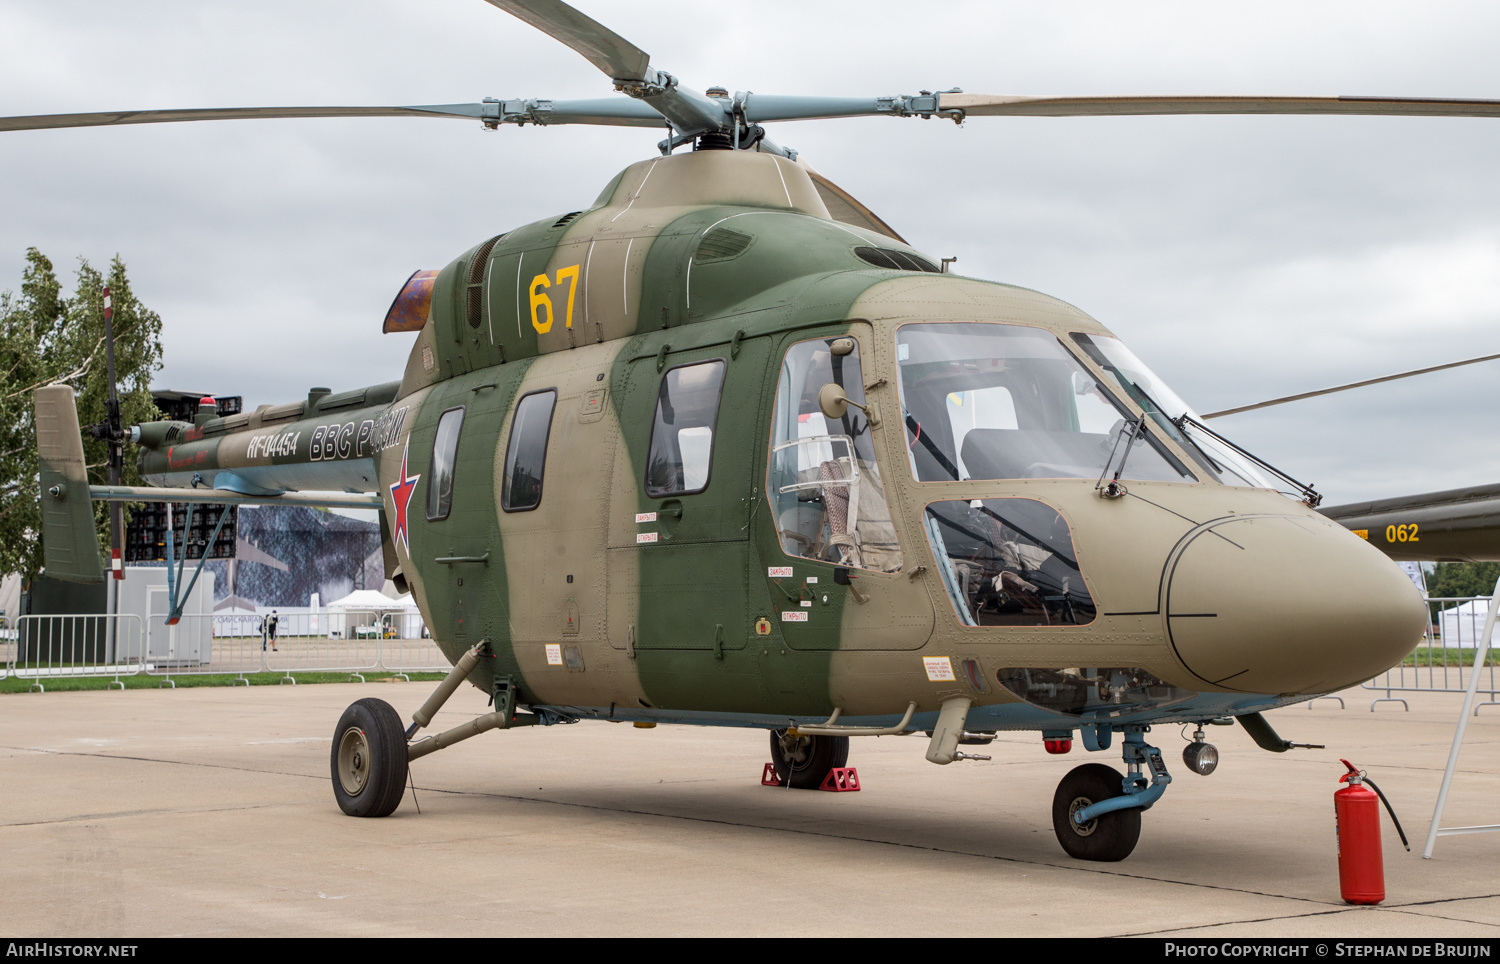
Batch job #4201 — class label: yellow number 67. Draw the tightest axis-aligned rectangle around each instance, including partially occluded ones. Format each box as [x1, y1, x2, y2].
[530, 265, 580, 334]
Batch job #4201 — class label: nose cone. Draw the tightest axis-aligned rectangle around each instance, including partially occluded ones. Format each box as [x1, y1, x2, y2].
[1165, 514, 1427, 695]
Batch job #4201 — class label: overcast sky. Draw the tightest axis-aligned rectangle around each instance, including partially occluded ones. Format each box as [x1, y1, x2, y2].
[4, 1, 1500, 507]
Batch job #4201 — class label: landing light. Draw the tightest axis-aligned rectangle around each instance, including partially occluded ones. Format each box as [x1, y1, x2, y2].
[1183, 733, 1219, 776]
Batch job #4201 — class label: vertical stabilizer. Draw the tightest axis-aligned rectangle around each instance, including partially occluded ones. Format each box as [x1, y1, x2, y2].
[34, 385, 103, 584]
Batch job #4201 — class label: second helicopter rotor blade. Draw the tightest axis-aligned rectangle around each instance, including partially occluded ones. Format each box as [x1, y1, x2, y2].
[1202, 351, 1500, 419]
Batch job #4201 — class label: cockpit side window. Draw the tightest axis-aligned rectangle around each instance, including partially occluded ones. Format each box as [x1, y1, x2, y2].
[645, 360, 726, 498]
[501, 390, 557, 512]
[426, 407, 465, 520]
[767, 336, 903, 573]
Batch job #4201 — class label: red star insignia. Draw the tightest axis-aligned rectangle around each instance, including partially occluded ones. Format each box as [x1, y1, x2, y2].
[389, 441, 420, 556]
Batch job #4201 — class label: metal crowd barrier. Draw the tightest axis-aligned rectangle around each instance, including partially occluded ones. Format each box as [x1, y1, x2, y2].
[5, 609, 450, 689]
[379, 635, 451, 680]
[259, 609, 382, 684]
[1361, 594, 1500, 711]
[8, 614, 146, 691]
[0, 614, 15, 680]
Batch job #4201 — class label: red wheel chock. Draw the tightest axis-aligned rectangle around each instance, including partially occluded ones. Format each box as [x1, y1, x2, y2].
[818, 767, 860, 792]
[760, 764, 862, 790]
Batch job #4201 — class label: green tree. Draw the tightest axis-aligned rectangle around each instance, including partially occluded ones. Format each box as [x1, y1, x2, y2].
[1425, 561, 1500, 622]
[0, 249, 163, 580]
[1428, 562, 1500, 600]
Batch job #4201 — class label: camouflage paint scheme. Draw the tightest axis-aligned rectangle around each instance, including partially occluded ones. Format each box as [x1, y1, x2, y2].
[136, 149, 1427, 735]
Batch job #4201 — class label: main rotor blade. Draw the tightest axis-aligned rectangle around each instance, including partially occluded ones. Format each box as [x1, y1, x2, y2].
[940, 93, 1500, 119]
[1201, 351, 1500, 419]
[0, 105, 490, 132]
[0, 99, 666, 133]
[480, 0, 725, 136]
[481, 0, 650, 83]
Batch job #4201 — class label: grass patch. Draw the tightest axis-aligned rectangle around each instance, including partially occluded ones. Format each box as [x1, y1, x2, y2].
[0, 671, 448, 694]
[1402, 646, 1500, 667]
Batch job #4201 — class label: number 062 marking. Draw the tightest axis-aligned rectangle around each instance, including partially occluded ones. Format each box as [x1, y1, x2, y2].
[1385, 523, 1419, 543]
[529, 265, 580, 334]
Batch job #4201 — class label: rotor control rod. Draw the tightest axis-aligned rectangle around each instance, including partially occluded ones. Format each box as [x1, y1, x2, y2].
[406, 642, 488, 738]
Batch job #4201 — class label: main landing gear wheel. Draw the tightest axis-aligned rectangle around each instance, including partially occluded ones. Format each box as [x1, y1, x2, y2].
[332, 697, 408, 817]
[769, 729, 849, 789]
[1051, 763, 1141, 862]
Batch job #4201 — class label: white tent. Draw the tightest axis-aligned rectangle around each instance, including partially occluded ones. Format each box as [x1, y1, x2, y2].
[1438, 600, 1496, 647]
[326, 589, 417, 612]
[325, 589, 424, 639]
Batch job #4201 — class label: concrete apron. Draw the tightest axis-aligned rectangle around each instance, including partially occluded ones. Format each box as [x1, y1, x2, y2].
[1, 682, 1498, 937]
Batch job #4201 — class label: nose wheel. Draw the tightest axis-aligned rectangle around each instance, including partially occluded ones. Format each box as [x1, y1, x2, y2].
[1051, 726, 1172, 861]
[331, 697, 408, 817]
[1051, 763, 1142, 861]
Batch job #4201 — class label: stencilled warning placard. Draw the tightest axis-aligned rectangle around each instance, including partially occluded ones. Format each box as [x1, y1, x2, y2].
[923, 656, 956, 682]
[545, 643, 564, 666]
[767, 566, 793, 578]
[636, 532, 659, 544]
[635, 512, 657, 523]
[781, 611, 808, 622]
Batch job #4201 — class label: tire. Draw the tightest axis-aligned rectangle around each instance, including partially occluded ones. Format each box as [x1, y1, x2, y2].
[331, 697, 409, 817]
[769, 729, 849, 789]
[1051, 763, 1142, 861]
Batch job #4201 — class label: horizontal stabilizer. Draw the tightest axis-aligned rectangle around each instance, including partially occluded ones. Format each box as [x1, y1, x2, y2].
[34, 386, 103, 584]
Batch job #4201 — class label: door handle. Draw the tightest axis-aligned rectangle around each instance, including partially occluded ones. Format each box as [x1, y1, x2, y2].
[435, 552, 490, 566]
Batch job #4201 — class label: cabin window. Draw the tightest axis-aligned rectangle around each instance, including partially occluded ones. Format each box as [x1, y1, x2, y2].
[895, 322, 1193, 483]
[501, 390, 557, 512]
[645, 361, 726, 498]
[426, 407, 465, 521]
[767, 337, 903, 573]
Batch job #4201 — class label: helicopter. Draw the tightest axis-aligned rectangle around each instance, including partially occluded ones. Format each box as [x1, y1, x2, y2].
[1195, 354, 1500, 563]
[19, 0, 1496, 862]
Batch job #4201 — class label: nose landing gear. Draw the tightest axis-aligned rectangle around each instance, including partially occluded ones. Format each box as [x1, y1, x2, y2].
[1051, 726, 1172, 861]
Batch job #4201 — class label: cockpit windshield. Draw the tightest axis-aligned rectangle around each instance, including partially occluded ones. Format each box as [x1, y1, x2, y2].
[1070, 334, 1278, 490]
[894, 323, 1193, 484]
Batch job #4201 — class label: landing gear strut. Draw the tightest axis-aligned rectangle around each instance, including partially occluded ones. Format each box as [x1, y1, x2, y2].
[331, 642, 510, 817]
[1050, 725, 1171, 861]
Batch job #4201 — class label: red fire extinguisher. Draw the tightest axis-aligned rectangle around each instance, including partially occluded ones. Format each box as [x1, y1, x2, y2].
[1334, 759, 1410, 905]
